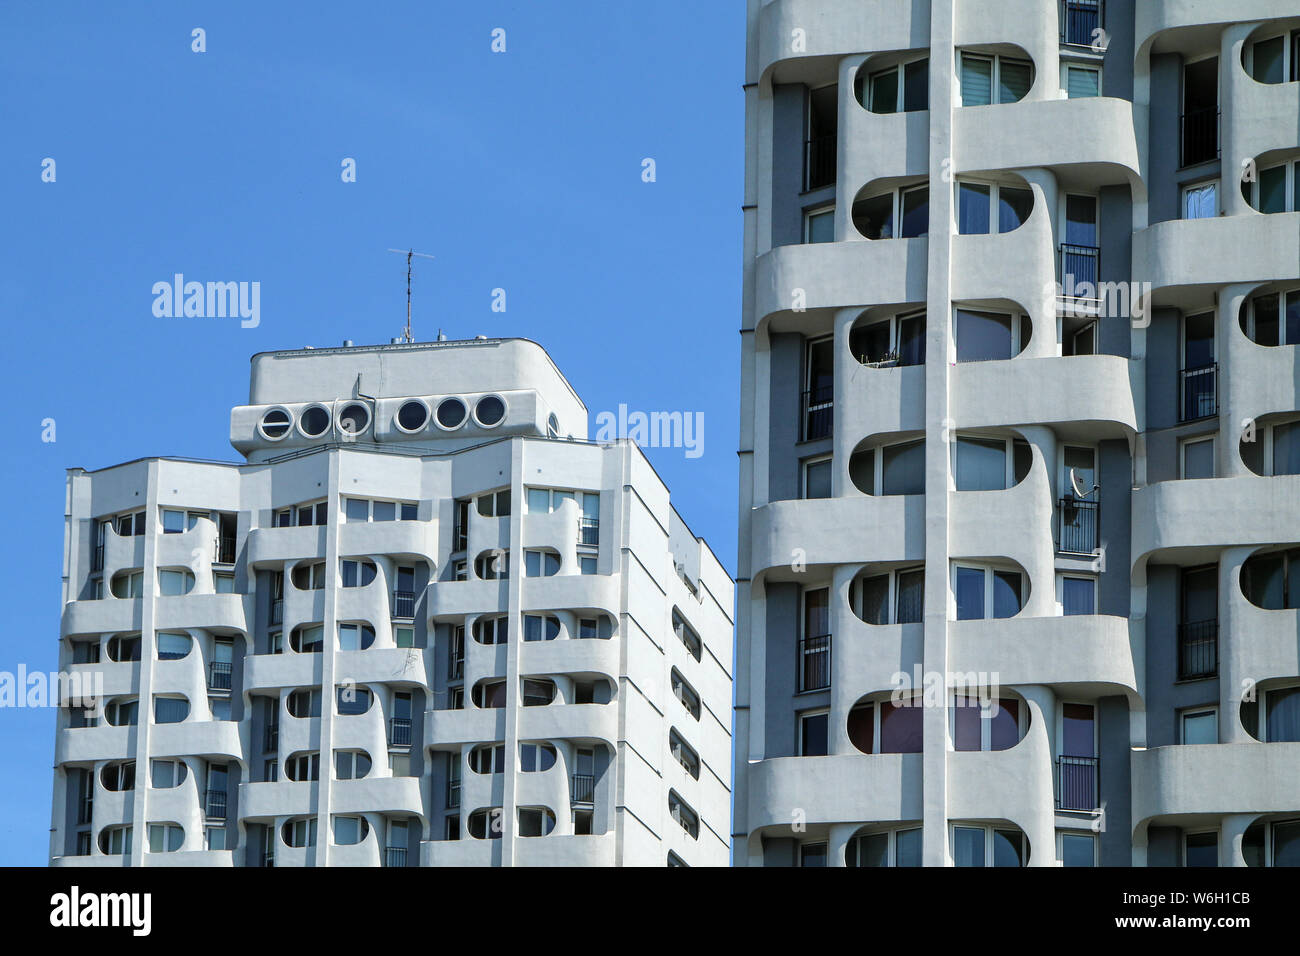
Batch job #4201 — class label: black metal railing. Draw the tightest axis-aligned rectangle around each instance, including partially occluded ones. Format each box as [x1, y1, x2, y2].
[446, 779, 460, 810]
[1056, 755, 1100, 810]
[571, 774, 596, 804]
[269, 598, 283, 626]
[801, 386, 833, 441]
[579, 516, 600, 547]
[1058, 497, 1100, 555]
[1178, 619, 1218, 680]
[1060, 0, 1103, 46]
[1179, 364, 1218, 422]
[215, 535, 236, 564]
[204, 789, 228, 819]
[453, 523, 468, 552]
[92, 544, 104, 573]
[1180, 108, 1220, 167]
[448, 652, 464, 681]
[264, 725, 278, 753]
[385, 846, 408, 868]
[392, 590, 416, 619]
[389, 717, 412, 747]
[208, 661, 232, 691]
[797, 634, 832, 692]
[804, 133, 837, 191]
[1057, 243, 1101, 296]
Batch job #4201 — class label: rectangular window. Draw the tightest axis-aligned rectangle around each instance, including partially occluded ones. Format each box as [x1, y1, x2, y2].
[799, 843, 828, 867]
[958, 182, 990, 235]
[1181, 708, 1217, 745]
[880, 440, 925, 496]
[1180, 436, 1215, 479]
[1257, 164, 1288, 214]
[960, 54, 992, 106]
[1182, 180, 1218, 219]
[955, 436, 1007, 491]
[804, 206, 835, 244]
[1184, 831, 1219, 867]
[900, 184, 929, 238]
[799, 711, 829, 757]
[1251, 35, 1284, 83]
[1062, 576, 1096, 616]
[1061, 832, 1096, 867]
[1066, 65, 1101, 98]
[955, 309, 1017, 363]
[802, 456, 832, 499]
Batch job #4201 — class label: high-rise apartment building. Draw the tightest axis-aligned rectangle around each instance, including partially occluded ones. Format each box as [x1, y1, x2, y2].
[736, 0, 1300, 866]
[50, 337, 733, 866]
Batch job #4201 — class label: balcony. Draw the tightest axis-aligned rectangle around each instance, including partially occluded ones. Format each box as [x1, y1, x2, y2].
[1180, 108, 1219, 168]
[803, 133, 836, 192]
[797, 634, 831, 692]
[215, 535, 236, 565]
[208, 661, 232, 691]
[1056, 755, 1099, 811]
[389, 717, 412, 748]
[1057, 496, 1100, 555]
[571, 774, 595, 805]
[1057, 243, 1100, 313]
[385, 846, 408, 868]
[579, 516, 600, 547]
[1178, 620, 1218, 680]
[1179, 364, 1217, 422]
[203, 789, 227, 820]
[801, 386, 833, 441]
[1060, 0, 1102, 46]
[392, 590, 416, 619]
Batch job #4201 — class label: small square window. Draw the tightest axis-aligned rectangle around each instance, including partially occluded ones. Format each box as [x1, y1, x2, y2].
[579, 555, 598, 575]
[1181, 708, 1217, 745]
[804, 207, 835, 244]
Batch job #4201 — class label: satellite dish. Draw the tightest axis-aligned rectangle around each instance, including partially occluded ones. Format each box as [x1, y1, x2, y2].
[1069, 468, 1099, 499]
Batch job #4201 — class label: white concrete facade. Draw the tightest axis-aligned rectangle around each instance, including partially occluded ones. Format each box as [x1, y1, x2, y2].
[50, 337, 733, 867]
[737, 0, 1300, 867]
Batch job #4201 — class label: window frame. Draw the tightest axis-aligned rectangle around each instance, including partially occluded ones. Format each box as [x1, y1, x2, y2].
[803, 204, 835, 244]
[958, 51, 1033, 107]
[954, 178, 1034, 236]
[1062, 62, 1102, 98]
[1182, 178, 1220, 219]
[952, 562, 1026, 621]
[1180, 434, 1216, 479]
[864, 54, 929, 114]
[1179, 706, 1219, 745]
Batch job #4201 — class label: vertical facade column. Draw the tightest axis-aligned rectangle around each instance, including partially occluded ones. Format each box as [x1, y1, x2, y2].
[922, 0, 957, 867]
[315, 449, 342, 866]
[130, 461, 160, 866]
[500, 438, 526, 866]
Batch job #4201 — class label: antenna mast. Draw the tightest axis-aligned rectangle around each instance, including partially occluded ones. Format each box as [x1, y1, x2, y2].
[387, 248, 436, 343]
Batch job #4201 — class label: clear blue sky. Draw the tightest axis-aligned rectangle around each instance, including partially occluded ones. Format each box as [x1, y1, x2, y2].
[0, 1, 742, 865]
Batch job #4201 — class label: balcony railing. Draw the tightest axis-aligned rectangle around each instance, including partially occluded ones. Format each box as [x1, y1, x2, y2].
[570, 773, 596, 805]
[392, 590, 416, 619]
[1057, 243, 1100, 299]
[797, 634, 832, 692]
[263, 725, 278, 753]
[1060, 0, 1103, 46]
[203, 789, 228, 819]
[208, 661, 232, 691]
[801, 386, 833, 441]
[448, 652, 464, 682]
[389, 717, 412, 747]
[1056, 755, 1100, 811]
[1179, 364, 1218, 422]
[215, 535, 236, 565]
[1180, 107, 1219, 167]
[385, 846, 408, 868]
[1178, 619, 1218, 680]
[77, 797, 93, 826]
[803, 133, 837, 191]
[91, 544, 104, 573]
[269, 598, 283, 627]
[1058, 496, 1100, 555]
[453, 523, 468, 552]
[579, 516, 600, 547]
[446, 779, 461, 810]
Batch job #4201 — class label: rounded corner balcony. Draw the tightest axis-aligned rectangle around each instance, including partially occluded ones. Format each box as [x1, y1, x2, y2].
[1134, 213, 1300, 291]
[749, 495, 919, 579]
[1131, 740, 1300, 827]
[746, 751, 923, 835]
[1132, 473, 1300, 560]
[755, 0, 925, 83]
[950, 352, 1138, 433]
[754, 238, 927, 329]
[951, 613, 1138, 694]
[953, 97, 1140, 185]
